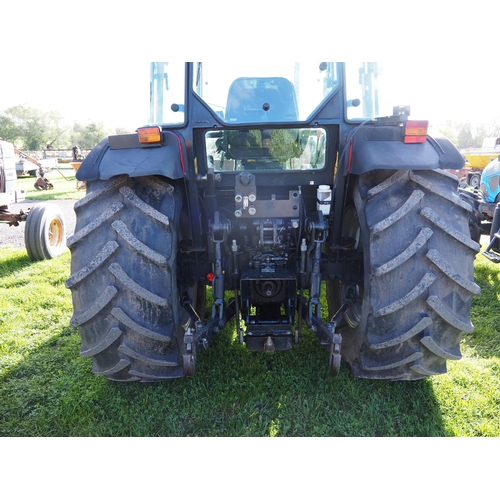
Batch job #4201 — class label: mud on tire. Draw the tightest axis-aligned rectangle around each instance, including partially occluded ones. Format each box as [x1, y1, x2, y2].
[66, 175, 189, 382]
[328, 169, 481, 380]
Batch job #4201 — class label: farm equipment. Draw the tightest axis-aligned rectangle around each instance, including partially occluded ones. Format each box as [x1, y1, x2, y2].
[461, 137, 500, 188]
[14, 147, 55, 190]
[70, 158, 86, 191]
[1, 139, 66, 260]
[478, 154, 500, 204]
[66, 62, 479, 382]
[459, 153, 500, 262]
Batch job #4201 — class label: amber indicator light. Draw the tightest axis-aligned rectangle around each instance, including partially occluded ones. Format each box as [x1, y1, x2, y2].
[137, 126, 162, 144]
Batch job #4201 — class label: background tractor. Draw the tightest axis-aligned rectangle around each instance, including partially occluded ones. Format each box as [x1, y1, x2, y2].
[66, 62, 479, 382]
[461, 137, 500, 188]
[458, 153, 500, 262]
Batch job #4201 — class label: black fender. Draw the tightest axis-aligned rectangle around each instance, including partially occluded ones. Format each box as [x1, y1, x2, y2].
[347, 128, 464, 175]
[76, 131, 187, 181]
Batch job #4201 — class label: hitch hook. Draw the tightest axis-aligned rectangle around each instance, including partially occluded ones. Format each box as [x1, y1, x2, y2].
[183, 327, 197, 377]
[328, 333, 342, 377]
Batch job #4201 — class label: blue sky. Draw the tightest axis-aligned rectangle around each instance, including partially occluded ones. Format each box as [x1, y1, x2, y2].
[0, 61, 150, 130]
[2, 60, 498, 129]
[1, 3, 499, 129]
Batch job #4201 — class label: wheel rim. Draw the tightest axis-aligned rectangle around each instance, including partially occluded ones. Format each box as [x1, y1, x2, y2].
[48, 218, 64, 248]
[470, 174, 480, 188]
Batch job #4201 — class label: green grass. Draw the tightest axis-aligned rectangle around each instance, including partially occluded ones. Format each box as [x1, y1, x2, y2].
[1, 240, 499, 437]
[16, 165, 85, 201]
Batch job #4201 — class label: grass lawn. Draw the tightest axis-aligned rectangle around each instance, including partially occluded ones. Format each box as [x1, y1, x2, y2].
[2, 168, 499, 436]
[0, 237, 499, 437]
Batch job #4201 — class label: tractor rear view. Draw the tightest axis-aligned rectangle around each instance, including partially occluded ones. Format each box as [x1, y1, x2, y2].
[66, 63, 479, 382]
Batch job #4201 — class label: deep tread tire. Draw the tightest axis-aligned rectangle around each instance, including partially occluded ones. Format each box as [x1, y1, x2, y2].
[25, 203, 66, 261]
[328, 169, 480, 380]
[66, 175, 192, 382]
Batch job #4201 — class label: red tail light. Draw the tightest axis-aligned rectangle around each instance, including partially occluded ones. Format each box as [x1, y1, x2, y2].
[404, 120, 428, 143]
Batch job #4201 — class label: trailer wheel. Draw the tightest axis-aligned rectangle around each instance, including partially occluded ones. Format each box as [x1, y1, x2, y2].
[24, 203, 66, 261]
[327, 169, 480, 380]
[468, 173, 480, 189]
[65, 175, 203, 382]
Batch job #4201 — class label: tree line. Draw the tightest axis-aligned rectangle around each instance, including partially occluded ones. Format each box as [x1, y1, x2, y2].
[437, 117, 500, 150]
[2, 103, 500, 153]
[0, 104, 131, 152]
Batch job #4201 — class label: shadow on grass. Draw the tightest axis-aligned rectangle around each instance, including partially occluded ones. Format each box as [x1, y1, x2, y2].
[0, 320, 447, 437]
[466, 262, 500, 358]
[0, 252, 33, 278]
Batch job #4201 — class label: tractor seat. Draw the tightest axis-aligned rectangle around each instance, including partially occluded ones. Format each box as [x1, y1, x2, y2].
[225, 77, 298, 123]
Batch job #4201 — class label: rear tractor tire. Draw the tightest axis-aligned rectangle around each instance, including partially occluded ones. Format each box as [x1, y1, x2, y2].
[66, 175, 204, 382]
[327, 169, 480, 380]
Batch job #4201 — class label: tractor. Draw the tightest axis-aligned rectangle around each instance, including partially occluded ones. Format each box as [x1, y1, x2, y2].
[459, 153, 500, 262]
[66, 62, 479, 382]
